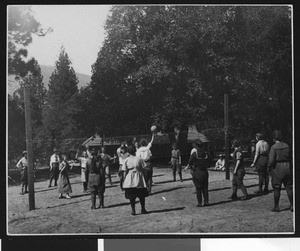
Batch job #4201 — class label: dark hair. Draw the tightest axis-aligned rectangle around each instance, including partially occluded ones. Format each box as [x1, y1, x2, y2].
[273, 130, 282, 141]
[140, 138, 147, 147]
[61, 153, 69, 159]
[232, 139, 240, 147]
[256, 132, 264, 140]
[127, 145, 136, 155]
[195, 140, 203, 149]
[196, 148, 206, 158]
[120, 145, 127, 152]
[172, 143, 177, 148]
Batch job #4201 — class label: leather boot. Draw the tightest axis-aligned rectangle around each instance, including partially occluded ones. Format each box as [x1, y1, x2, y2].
[196, 190, 202, 207]
[140, 197, 148, 214]
[98, 195, 104, 208]
[179, 172, 183, 182]
[130, 199, 136, 215]
[203, 188, 209, 206]
[287, 188, 293, 212]
[20, 187, 24, 195]
[91, 193, 96, 209]
[272, 189, 280, 212]
[240, 185, 249, 200]
[231, 185, 238, 200]
[264, 174, 269, 194]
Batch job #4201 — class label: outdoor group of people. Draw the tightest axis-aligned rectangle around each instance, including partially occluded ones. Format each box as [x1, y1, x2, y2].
[182, 129, 293, 212]
[16, 129, 293, 214]
[45, 133, 156, 215]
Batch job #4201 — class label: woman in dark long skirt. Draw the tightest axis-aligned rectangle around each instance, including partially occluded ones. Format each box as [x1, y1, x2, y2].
[123, 145, 149, 215]
[58, 153, 72, 199]
[184, 141, 210, 207]
[87, 151, 106, 209]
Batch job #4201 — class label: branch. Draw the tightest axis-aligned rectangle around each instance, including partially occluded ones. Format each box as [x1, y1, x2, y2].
[34, 27, 53, 37]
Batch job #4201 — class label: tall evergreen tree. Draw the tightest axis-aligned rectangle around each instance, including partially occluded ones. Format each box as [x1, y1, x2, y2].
[8, 59, 47, 161]
[41, 47, 82, 153]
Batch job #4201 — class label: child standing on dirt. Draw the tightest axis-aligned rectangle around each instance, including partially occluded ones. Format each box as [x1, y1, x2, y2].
[99, 146, 113, 186]
[75, 149, 89, 193]
[58, 153, 72, 199]
[87, 151, 106, 209]
[170, 143, 182, 182]
[16, 150, 28, 195]
[230, 139, 249, 201]
[117, 144, 129, 191]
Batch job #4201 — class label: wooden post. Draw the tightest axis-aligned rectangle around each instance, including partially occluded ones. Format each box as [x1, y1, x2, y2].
[224, 94, 230, 180]
[24, 87, 35, 210]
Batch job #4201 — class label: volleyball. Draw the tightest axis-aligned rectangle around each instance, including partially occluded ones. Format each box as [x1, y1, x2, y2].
[151, 125, 157, 132]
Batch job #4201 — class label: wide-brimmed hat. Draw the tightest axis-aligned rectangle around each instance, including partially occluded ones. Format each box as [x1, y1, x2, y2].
[22, 150, 27, 156]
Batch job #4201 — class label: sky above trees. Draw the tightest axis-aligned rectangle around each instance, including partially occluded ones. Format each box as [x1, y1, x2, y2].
[25, 5, 111, 75]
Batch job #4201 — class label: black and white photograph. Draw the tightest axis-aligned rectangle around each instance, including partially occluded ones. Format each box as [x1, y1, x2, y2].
[6, 4, 295, 235]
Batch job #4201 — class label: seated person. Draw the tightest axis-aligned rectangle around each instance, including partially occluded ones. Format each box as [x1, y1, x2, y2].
[215, 154, 225, 171]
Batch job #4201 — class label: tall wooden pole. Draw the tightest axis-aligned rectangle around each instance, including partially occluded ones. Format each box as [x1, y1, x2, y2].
[24, 87, 35, 210]
[224, 94, 230, 180]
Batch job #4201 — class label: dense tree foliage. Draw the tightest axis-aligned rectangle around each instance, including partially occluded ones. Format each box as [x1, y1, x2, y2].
[8, 6, 51, 161]
[39, 47, 83, 154]
[88, 5, 292, 143]
[8, 60, 47, 161]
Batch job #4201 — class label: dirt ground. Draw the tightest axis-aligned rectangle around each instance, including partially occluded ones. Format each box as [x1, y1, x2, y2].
[7, 164, 294, 235]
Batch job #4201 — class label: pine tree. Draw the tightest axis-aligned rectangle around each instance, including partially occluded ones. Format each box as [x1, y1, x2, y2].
[41, 47, 81, 153]
[8, 59, 47, 161]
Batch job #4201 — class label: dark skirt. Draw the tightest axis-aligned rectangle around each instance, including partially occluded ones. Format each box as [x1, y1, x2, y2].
[88, 173, 105, 194]
[20, 168, 28, 186]
[142, 166, 153, 183]
[58, 172, 72, 193]
[192, 169, 209, 190]
[125, 188, 149, 200]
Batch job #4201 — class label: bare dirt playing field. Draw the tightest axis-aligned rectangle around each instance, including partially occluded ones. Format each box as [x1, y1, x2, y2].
[7, 165, 294, 235]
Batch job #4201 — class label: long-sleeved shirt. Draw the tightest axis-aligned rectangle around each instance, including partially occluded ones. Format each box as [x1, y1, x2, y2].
[50, 154, 60, 170]
[16, 157, 27, 170]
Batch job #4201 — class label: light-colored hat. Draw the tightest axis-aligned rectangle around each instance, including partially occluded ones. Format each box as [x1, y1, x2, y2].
[22, 150, 27, 156]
